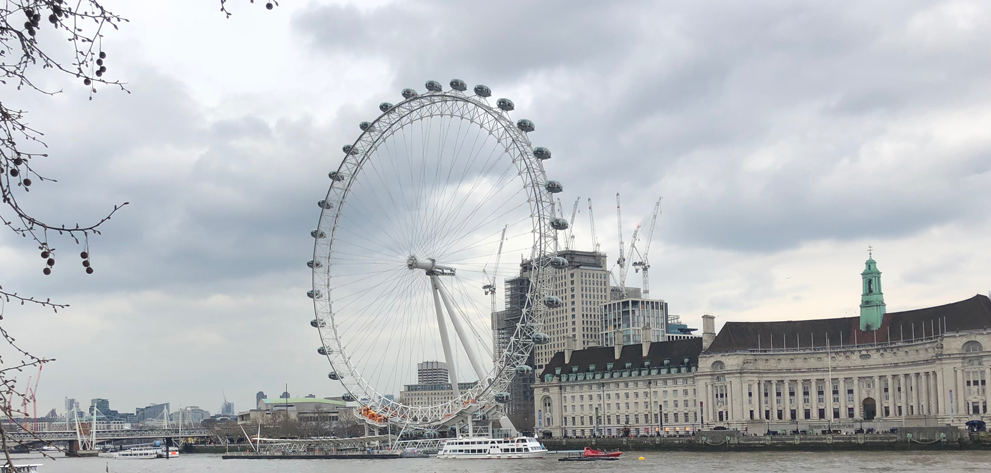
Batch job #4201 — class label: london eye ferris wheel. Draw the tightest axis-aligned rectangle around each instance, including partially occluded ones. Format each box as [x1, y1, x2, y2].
[308, 79, 567, 432]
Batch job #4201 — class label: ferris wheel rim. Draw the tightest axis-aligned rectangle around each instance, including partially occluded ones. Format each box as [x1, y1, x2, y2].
[309, 84, 559, 428]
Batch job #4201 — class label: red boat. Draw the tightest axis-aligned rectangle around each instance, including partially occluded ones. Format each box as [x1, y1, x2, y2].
[583, 447, 622, 458]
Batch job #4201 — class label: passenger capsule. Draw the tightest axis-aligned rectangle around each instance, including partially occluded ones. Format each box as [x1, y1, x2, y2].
[494, 392, 511, 403]
[306, 260, 323, 269]
[311, 229, 327, 239]
[342, 393, 356, 402]
[515, 365, 533, 375]
[317, 346, 329, 355]
[545, 181, 563, 193]
[402, 88, 418, 99]
[425, 80, 443, 92]
[379, 102, 394, 112]
[532, 332, 551, 345]
[318, 200, 333, 209]
[549, 256, 568, 270]
[307, 289, 322, 299]
[474, 84, 491, 97]
[310, 318, 326, 328]
[516, 119, 534, 133]
[449, 79, 467, 91]
[497, 98, 515, 111]
[543, 295, 563, 308]
[328, 171, 345, 182]
[327, 371, 340, 380]
[359, 121, 373, 131]
[533, 147, 551, 160]
[550, 218, 569, 231]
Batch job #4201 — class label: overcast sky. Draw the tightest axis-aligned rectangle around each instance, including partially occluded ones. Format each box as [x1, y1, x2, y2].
[1, 0, 989, 417]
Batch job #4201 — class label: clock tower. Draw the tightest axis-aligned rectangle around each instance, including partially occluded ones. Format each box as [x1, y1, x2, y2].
[859, 247, 886, 331]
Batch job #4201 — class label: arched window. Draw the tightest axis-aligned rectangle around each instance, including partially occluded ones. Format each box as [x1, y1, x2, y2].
[963, 341, 983, 353]
[867, 279, 873, 294]
[711, 361, 725, 371]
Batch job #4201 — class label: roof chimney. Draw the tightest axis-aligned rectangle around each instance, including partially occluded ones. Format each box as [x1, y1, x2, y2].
[702, 314, 716, 350]
[614, 329, 623, 360]
[641, 325, 651, 358]
[564, 335, 576, 364]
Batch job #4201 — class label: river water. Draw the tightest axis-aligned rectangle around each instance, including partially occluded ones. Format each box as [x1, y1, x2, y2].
[10, 451, 990, 472]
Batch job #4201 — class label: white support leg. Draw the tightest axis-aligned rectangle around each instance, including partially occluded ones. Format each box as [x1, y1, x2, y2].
[434, 276, 489, 383]
[430, 275, 460, 398]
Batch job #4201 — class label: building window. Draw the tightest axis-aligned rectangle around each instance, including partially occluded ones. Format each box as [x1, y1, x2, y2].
[804, 409, 811, 420]
[750, 410, 755, 420]
[790, 409, 796, 420]
[817, 408, 825, 419]
[884, 406, 890, 417]
[963, 341, 983, 353]
[833, 408, 840, 418]
[847, 407, 854, 418]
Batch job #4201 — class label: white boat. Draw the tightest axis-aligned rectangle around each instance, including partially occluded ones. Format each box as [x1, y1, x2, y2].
[113, 447, 159, 460]
[436, 436, 547, 459]
[112, 447, 177, 460]
[0, 465, 41, 473]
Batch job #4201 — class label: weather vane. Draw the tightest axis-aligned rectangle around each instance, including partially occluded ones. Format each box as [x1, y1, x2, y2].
[868, 245, 874, 258]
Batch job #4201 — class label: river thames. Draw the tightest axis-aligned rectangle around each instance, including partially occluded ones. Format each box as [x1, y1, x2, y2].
[11, 451, 991, 473]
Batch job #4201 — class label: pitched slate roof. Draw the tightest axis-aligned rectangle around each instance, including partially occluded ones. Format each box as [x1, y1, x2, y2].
[539, 338, 703, 380]
[706, 294, 991, 353]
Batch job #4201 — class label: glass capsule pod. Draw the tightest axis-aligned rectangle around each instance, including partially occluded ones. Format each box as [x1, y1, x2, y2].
[543, 295, 563, 308]
[494, 392, 511, 403]
[474, 84, 491, 97]
[306, 260, 322, 269]
[379, 102, 394, 112]
[307, 290, 322, 299]
[533, 147, 551, 160]
[311, 229, 327, 239]
[497, 98, 515, 111]
[318, 200, 333, 209]
[425, 80, 443, 92]
[532, 332, 551, 345]
[342, 393, 356, 402]
[359, 121, 373, 131]
[328, 171, 345, 182]
[310, 318, 326, 328]
[550, 218, 569, 230]
[327, 371, 340, 380]
[449, 79, 467, 91]
[515, 365, 533, 375]
[516, 119, 534, 132]
[401, 88, 418, 99]
[317, 346, 329, 355]
[545, 181, 563, 193]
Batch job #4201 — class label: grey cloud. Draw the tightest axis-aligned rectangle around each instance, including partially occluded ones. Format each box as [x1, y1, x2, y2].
[295, 0, 991, 253]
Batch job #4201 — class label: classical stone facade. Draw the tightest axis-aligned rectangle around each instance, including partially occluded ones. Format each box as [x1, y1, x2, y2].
[534, 338, 703, 438]
[697, 293, 991, 434]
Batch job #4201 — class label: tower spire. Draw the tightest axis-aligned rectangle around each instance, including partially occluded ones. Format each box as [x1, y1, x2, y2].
[859, 249, 886, 331]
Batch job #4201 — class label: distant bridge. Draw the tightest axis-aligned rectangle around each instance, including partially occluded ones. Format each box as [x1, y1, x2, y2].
[4, 428, 214, 443]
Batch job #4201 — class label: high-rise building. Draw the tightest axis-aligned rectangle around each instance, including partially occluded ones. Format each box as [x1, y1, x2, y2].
[601, 297, 668, 346]
[416, 361, 449, 384]
[533, 250, 610, 370]
[256, 391, 267, 406]
[220, 401, 235, 416]
[90, 398, 110, 416]
[64, 398, 77, 418]
[135, 403, 170, 423]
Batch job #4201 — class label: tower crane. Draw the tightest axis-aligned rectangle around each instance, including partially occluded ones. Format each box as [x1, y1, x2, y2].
[482, 225, 508, 314]
[616, 193, 627, 290]
[587, 198, 600, 253]
[632, 198, 662, 298]
[22, 364, 42, 431]
[565, 196, 580, 250]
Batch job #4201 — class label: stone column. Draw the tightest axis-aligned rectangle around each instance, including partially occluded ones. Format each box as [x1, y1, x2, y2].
[756, 380, 763, 420]
[873, 374, 881, 420]
[901, 374, 908, 420]
[854, 376, 861, 420]
[931, 371, 938, 415]
[986, 366, 991, 416]
[955, 367, 965, 417]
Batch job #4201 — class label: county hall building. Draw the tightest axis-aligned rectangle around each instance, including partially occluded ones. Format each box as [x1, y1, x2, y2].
[534, 253, 991, 437]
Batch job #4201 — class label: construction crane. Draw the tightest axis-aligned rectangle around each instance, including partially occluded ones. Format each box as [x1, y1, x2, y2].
[482, 225, 508, 314]
[565, 196, 580, 250]
[587, 198, 600, 252]
[615, 193, 627, 289]
[632, 198, 662, 298]
[22, 364, 42, 431]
